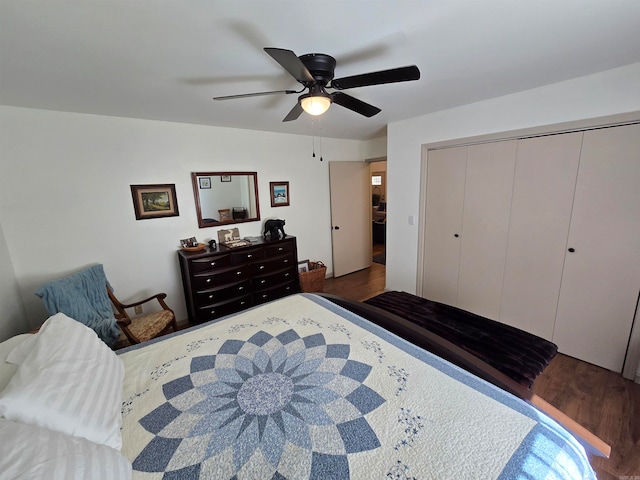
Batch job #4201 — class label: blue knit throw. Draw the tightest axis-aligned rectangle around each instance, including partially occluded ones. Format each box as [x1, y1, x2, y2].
[34, 264, 120, 346]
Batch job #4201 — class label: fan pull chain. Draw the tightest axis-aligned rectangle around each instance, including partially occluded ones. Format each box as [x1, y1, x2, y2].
[317, 117, 323, 161]
[310, 118, 323, 161]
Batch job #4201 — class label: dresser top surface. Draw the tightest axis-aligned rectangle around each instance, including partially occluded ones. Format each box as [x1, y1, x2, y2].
[178, 235, 296, 259]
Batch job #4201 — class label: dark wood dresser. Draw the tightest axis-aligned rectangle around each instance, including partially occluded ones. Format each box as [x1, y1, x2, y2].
[178, 236, 300, 324]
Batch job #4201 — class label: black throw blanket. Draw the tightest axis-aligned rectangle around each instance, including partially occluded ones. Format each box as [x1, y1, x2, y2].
[364, 291, 557, 388]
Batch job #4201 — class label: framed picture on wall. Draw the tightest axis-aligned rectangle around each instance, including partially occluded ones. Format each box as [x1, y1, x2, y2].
[220, 175, 232, 182]
[270, 181, 290, 207]
[199, 177, 211, 189]
[130, 184, 179, 220]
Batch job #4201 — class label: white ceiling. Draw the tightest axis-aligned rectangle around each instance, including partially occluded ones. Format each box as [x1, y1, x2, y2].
[2, 1, 640, 140]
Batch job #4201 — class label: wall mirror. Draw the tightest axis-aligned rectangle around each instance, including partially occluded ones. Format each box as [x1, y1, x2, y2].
[191, 172, 260, 228]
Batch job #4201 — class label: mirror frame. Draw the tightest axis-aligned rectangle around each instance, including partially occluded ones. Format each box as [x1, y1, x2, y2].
[191, 171, 261, 228]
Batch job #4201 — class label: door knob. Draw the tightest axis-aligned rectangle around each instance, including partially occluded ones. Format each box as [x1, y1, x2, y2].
[333, 226, 340, 230]
[454, 234, 459, 238]
[568, 248, 575, 253]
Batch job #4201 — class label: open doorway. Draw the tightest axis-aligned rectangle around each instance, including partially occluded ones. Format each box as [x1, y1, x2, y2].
[370, 160, 387, 267]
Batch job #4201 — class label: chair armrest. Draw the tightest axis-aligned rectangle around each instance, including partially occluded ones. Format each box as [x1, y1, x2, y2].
[116, 318, 132, 327]
[116, 293, 168, 309]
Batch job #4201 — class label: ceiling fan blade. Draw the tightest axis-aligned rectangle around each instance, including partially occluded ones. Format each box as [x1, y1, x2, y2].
[264, 47, 315, 84]
[282, 102, 304, 122]
[213, 89, 298, 101]
[332, 92, 381, 117]
[331, 65, 420, 90]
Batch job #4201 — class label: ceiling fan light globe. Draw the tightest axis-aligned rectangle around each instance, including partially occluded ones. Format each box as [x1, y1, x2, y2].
[301, 95, 331, 116]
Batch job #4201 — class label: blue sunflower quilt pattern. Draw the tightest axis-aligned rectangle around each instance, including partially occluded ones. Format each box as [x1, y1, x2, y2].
[118, 294, 595, 480]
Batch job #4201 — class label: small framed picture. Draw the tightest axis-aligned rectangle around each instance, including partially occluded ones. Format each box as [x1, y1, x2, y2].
[220, 175, 232, 182]
[130, 184, 179, 220]
[270, 181, 290, 207]
[298, 259, 310, 273]
[199, 177, 211, 189]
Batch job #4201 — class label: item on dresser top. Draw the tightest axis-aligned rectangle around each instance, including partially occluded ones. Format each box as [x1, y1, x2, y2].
[217, 227, 244, 246]
[263, 218, 286, 240]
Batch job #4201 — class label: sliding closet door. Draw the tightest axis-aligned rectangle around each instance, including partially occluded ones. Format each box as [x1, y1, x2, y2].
[553, 124, 640, 372]
[457, 140, 517, 320]
[499, 133, 582, 340]
[422, 146, 466, 305]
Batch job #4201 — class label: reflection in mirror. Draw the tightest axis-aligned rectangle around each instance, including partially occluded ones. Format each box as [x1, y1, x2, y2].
[191, 172, 260, 228]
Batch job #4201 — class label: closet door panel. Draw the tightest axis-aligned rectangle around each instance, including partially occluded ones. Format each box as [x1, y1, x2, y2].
[422, 146, 467, 305]
[458, 140, 517, 320]
[499, 133, 582, 339]
[553, 124, 640, 372]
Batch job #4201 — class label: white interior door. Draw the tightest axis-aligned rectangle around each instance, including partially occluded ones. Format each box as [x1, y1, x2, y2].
[499, 132, 582, 340]
[422, 146, 467, 305]
[329, 161, 371, 277]
[553, 124, 640, 372]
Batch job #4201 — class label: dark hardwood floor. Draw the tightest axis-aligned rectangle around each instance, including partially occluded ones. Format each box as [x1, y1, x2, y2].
[323, 255, 640, 479]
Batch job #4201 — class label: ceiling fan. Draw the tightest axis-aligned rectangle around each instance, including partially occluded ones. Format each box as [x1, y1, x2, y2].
[213, 47, 420, 122]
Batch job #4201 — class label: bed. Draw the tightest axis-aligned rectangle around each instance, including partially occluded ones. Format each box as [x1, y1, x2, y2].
[0, 293, 601, 479]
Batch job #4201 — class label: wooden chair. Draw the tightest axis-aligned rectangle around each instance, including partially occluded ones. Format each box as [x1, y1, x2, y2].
[108, 289, 178, 345]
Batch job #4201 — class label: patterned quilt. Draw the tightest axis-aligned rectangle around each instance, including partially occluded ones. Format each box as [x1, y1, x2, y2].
[118, 294, 595, 479]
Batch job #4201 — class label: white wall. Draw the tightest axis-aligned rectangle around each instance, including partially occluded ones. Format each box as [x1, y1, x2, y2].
[385, 62, 640, 295]
[0, 106, 374, 334]
[0, 222, 28, 339]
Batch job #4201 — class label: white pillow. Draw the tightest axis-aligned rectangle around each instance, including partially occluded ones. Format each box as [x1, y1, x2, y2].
[0, 418, 132, 480]
[0, 313, 124, 449]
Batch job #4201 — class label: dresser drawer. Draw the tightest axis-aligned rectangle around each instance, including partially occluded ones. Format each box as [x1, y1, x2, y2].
[231, 248, 265, 265]
[195, 280, 251, 307]
[254, 283, 298, 305]
[251, 255, 294, 275]
[190, 254, 231, 274]
[195, 295, 253, 323]
[193, 265, 250, 290]
[253, 268, 296, 290]
[265, 241, 294, 257]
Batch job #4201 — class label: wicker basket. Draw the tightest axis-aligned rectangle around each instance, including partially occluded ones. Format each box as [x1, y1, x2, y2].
[299, 261, 326, 293]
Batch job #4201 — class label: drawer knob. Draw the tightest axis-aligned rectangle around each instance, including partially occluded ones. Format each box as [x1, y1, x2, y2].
[240, 301, 246, 305]
[261, 280, 266, 284]
[208, 294, 214, 299]
[210, 310, 215, 315]
[285, 273, 290, 277]
[238, 286, 244, 291]
[259, 265, 265, 270]
[262, 294, 268, 299]
[236, 271, 242, 275]
[278, 247, 283, 251]
[210, 261, 216, 266]
[206, 278, 212, 283]
[247, 254, 253, 258]
[283, 259, 289, 263]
